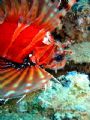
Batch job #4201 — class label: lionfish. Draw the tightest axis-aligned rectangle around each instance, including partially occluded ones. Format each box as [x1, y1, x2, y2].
[0, 0, 76, 99]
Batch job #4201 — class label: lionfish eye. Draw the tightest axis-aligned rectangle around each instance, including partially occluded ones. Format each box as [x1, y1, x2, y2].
[55, 55, 63, 62]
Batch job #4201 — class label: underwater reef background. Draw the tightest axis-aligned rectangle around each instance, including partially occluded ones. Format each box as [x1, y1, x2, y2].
[0, 0, 90, 120]
[0, 72, 90, 120]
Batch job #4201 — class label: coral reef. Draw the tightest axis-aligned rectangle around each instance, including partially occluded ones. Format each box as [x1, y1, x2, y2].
[62, 1, 90, 42]
[0, 72, 90, 120]
[53, 0, 90, 43]
[67, 42, 90, 63]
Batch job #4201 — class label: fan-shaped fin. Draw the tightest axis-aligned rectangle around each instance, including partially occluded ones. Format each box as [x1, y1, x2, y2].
[19, 0, 29, 17]
[34, 6, 48, 25]
[0, 58, 52, 99]
[26, 0, 39, 22]
[0, 0, 76, 30]
[1, 0, 19, 22]
[34, 1, 60, 31]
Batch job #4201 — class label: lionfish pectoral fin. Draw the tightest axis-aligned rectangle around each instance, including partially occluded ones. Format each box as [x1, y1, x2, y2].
[0, 58, 52, 99]
[26, 0, 39, 22]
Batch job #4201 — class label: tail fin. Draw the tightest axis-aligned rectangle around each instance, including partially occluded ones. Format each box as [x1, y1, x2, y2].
[0, 58, 52, 99]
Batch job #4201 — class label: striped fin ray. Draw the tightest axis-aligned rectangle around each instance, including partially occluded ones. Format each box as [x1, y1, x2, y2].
[9, 0, 18, 15]
[0, 1, 6, 24]
[26, 0, 39, 23]
[19, 0, 29, 19]
[38, 0, 76, 31]
[0, 0, 62, 26]
[0, 0, 76, 31]
[0, 0, 39, 23]
[33, 5, 48, 26]
[41, 7, 64, 31]
[0, 58, 52, 99]
[33, 0, 59, 25]
[35, 0, 60, 31]
[2, 0, 19, 19]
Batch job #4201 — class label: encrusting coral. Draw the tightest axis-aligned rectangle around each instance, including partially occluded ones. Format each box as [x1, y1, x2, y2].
[0, 72, 90, 120]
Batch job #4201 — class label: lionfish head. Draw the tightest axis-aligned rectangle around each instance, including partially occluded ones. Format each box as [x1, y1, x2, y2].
[38, 32, 73, 72]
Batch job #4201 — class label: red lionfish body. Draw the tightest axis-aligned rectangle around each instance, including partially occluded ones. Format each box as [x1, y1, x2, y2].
[0, 0, 76, 99]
